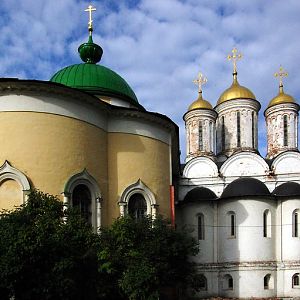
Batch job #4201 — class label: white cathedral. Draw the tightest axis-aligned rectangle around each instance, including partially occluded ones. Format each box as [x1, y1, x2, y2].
[177, 49, 300, 299]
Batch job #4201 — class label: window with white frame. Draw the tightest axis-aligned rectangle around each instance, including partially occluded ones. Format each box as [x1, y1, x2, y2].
[119, 179, 157, 219]
[293, 273, 299, 288]
[264, 274, 274, 289]
[64, 169, 102, 230]
[263, 209, 271, 238]
[293, 209, 299, 237]
[198, 274, 207, 291]
[223, 274, 233, 290]
[227, 211, 236, 238]
[197, 213, 205, 240]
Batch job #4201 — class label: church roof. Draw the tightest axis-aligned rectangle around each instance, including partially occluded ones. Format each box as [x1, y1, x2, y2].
[221, 177, 270, 199]
[272, 182, 300, 197]
[50, 19, 140, 108]
[183, 187, 217, 202]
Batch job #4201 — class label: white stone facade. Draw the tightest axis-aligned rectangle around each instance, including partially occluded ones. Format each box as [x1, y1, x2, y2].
[179, 86, 300, 298]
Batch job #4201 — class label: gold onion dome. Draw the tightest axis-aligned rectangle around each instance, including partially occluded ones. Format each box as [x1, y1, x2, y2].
[267, 66, 295, 108]
[217, 72, 256, 105]
[188, 72, 213, 111]
[188, 91, 213, 111]
[267, 85, 295, 108]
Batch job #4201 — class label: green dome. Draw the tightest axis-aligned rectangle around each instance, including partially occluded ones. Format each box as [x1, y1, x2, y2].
[50, 63, 139, 105]
[50, 34, 139, 106]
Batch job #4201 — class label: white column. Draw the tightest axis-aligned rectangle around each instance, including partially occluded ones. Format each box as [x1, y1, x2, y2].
[96, 197, 102, 232]
[118, 202, 127, 217]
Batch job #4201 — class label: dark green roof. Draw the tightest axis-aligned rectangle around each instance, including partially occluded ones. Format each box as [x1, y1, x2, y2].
[50, 63, 139, 105]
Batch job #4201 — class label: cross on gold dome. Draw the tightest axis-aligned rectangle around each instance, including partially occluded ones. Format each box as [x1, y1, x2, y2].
[193, 72, 207, 93]
[85, 4, 96, 32]
[275, 66, 288, 87]
[227, 47, 242, 74]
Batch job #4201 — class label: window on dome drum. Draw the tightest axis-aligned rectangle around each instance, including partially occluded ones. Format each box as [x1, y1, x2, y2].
[221, 116, 225, 151]
[252, 111, 255, 148]
[284, 115, 288, 146]
[292, 209, 299, 237]
[223, 274, 233, 290]
[227, 212, 236, 238]
[293, 273, 300, 288]
[197, 214, 205, 240]
[128, 193, 147, 219]
[263, 210, 271, 238]
[237, 111, 241, 147]
[198, 274, 207, 291]
[199, 121, 203, 151]
[209, 121, 213, 152]
[72, 184, 92, 224]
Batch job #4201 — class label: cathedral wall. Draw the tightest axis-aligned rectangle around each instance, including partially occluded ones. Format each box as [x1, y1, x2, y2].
[218, 198, 276, 262]
[107, 132, 171, 224]
[0, 179, 23, 210]
[0, 111, 108, 212]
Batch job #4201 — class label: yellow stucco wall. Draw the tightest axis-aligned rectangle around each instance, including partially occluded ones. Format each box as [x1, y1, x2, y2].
[107, 132, 171, 224]
[0, 111, 108, 218]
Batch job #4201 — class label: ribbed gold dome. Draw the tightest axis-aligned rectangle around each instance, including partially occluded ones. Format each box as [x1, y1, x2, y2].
[188, 91, 213, 111]
[267, 85, 295, 108]
[217, 73, 256, 105]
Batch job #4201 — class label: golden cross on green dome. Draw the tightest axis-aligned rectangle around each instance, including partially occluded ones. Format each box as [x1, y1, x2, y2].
[227, 47, 242, 73]
[85, 4, 96, 32]
[193, 72, 207, 93]
[275, 66, 288, 87]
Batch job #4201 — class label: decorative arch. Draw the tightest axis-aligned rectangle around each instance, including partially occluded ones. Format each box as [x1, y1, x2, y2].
[119, 179, 157, 218]
[63, 169, 102, 230]
[220, 152, 269, 177]
[272, 151, 300, 175]
[0, 160, 31, 203]
[183, 156, 218, 179]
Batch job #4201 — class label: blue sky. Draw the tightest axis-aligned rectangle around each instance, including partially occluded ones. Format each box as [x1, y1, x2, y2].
[0, 0, 300, 161]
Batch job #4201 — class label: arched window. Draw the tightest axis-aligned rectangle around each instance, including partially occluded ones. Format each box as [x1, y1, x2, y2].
[221, 116, 225, 151]
[198, 274, 207, 291]
[228, 211, 236, 238]
[128, 193, 147, 219]
[197, 214, 205, 240]
[237, 111, 241, 147]
[293, 209, 299, 237]
[72, 184, 92, 224]
[292, 273, 299, 288]
[199, 121, 203, 151]
[264, 274, 273, 289]
[119, 179, 157, 219]
[64, 169, 102, 230]
[223, 274, 233, 290]
[263, 209, 271, 238]
[284, 115, 288, 146]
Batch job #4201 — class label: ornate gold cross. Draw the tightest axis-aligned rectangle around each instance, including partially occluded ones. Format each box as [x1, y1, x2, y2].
[193, 72, 207, 93]
[85, 4, 96, 31]
[227, 47, 242, 73]
[274, 66, 288, 87]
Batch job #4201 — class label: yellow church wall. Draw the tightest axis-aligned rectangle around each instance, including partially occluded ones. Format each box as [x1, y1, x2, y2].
[0, 179, 23, 210]
[107, 132, 171, 224]
[0, 111, 108, 213]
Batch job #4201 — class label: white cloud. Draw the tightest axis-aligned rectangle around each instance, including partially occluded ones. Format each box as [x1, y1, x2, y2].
[0, 0, 300, 160]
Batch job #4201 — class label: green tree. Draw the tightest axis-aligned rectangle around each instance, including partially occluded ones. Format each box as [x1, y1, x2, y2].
[0, 190, 101, 300]
[98, 216, 199, 300]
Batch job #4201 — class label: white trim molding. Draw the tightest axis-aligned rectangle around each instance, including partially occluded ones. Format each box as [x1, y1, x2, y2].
[0, 160, 31, 203]
[119, 179, 158, 218]
[63, 169, 102, 231]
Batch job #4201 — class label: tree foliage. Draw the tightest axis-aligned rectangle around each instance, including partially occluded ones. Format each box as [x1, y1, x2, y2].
[98, 216, 199, 300]
[0, 190, 199, 300]
[0, 190, 100, 300]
